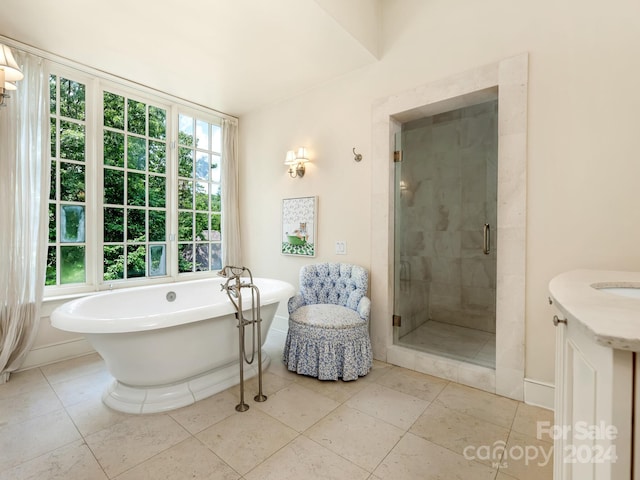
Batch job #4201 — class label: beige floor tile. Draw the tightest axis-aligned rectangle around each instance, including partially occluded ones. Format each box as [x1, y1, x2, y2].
[305, 404, 404, 472]
[85, 414, 190, 478]
[113, 437, 239, 480]
[169, 390, 239, 435]
[253, 383, 340, 432]
[410, 402, 509, 466]
[50, 369, 113, 407]
[496, 472, 518, 479]
[498, 430, 554, 480]
[0, 408, 81, 471]
[346, 383, 429, 430]
[0, 440, 107, 480]
[358, 359, 393, 384]
[196, 407, 297, 475]
[64, 395, 131, 437]
[435, 383, 518, 428]
[511, 402, 554, 443]
[0, 342, 560, 480]
[373, 433, 497, 480]
[40, 353, 106, 385]
[0, 385, 62, 427]
[0, 368, 49, 400]
[228, 371, 294, 399]
[376, 366, 448, 402]
[293, 373, 368, 403]
[265, 355, 305, 381]
[245, 435, 369, 480]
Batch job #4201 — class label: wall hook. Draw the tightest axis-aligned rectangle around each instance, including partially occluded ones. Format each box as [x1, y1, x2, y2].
[352, 148, 363, 162]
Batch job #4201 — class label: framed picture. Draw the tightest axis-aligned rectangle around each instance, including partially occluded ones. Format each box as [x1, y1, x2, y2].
[281, 196, 317, 257]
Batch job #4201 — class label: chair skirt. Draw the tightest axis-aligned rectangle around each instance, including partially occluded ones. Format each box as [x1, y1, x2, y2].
[283, 320, 372, 381]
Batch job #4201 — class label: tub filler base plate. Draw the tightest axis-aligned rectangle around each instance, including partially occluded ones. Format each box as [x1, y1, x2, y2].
[102, 354, 272, 414]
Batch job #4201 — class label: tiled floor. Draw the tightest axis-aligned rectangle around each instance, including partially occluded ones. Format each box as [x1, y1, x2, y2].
[0, 333, 552, 479]
[398, 320, 496, 368]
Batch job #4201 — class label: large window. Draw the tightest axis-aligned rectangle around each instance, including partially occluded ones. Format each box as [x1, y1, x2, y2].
[45, 70, 226, 293]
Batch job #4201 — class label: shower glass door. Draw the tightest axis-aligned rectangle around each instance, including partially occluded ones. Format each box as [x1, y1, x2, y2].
[392, 101, 498, 368]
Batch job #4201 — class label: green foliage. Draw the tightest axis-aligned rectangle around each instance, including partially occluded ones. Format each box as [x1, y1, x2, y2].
[60, 121, 85, 161]
[103, 245, 124, 280]
[149, 140, 166, 174]
[45, 246, 56, 285]
[60, 162, 85, 202]
[49, 76, 57, 114]
[127, 172, 145, 206]
[104, 169, 124, 205]
[127, 136, 146, 170]
[127, 100, 146, 135]
[103, 131, 124, 167]
[59, 79, 85, 120]
[103, 238, 147, 281]
[148, 106, 166, 140]
[104, 92, 124, 130]
[60, 245, 85, 284]
[127, 244, 146, 278]
[104, 207, 124, 242]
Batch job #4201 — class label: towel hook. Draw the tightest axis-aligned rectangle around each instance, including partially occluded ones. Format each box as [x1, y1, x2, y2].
[352, 148, 363, 162]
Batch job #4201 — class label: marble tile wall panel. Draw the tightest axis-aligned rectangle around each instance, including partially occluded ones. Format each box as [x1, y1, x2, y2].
[399, 100, 497, 334]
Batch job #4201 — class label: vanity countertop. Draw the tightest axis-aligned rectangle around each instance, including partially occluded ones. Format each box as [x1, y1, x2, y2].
[549, 269, 640, 351]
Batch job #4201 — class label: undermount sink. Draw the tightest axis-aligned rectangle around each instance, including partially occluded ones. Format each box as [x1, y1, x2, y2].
[596, 286, 640, 299]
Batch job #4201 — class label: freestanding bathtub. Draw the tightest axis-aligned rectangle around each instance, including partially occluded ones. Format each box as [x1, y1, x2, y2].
[51, 277, 295, 414]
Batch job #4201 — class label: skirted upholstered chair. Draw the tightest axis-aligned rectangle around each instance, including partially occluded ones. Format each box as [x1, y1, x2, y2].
[283, 263, 372, 381]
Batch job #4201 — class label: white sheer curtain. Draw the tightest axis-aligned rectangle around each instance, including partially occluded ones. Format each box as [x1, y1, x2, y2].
[0, 51, 49, 382]
[221, 118, 242, 267]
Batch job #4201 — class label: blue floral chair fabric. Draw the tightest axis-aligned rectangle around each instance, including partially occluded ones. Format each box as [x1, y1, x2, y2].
[283, 263, 373, 381]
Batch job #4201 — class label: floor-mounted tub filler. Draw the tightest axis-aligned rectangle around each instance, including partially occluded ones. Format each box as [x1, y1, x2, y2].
[51, 274, 295, 414]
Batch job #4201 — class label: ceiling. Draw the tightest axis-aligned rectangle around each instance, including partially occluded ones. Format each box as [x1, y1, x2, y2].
[0, 0, 380, 116]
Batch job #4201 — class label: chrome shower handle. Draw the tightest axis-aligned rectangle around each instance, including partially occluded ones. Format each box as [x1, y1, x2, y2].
[483, 223, 490, 255]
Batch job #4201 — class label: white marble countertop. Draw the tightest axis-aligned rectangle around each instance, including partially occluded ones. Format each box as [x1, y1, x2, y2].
[549, 269, 640, 351]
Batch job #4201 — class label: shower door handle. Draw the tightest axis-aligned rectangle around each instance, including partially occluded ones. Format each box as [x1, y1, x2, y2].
[483, 224, 490, 255]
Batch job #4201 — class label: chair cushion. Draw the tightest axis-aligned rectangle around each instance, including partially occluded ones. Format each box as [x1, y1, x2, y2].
[289, 304, 365, 329]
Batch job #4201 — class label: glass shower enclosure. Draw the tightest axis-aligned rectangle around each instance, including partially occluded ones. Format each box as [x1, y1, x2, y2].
[393, 100, 498, 369]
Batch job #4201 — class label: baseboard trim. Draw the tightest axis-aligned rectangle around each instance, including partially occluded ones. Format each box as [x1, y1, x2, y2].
[524, 377, 554, 411]
[19, 337, 95, 371]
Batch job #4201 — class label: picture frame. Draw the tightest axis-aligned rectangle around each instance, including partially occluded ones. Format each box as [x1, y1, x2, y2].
[281, 196, 317, 257]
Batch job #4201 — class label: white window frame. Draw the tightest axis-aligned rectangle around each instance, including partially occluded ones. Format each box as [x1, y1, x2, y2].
[43, 63, 231, 299]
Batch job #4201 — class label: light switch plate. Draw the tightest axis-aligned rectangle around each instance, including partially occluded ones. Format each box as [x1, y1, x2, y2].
[335, 241, 347, 255]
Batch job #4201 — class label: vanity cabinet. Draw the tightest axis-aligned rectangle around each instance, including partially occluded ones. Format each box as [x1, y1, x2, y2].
[553, 310, 632, 480]
[550, 269, 640, 480]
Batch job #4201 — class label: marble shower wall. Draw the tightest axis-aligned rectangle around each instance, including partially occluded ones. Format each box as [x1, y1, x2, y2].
[398, 100, 498, 334]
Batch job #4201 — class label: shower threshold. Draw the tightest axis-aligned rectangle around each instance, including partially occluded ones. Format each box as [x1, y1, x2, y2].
[396, 319, 495, 369]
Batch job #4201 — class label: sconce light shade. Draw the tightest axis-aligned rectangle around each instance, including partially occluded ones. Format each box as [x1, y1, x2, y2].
[284, 150, 297, 165]
[285, 146, 310, 178]
[0, 44, 23, 82]
[296, 147, 309, 163]
[0, 44, 23, 107]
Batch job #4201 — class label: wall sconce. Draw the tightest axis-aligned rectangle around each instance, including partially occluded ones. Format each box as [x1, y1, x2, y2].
[0, 44, 24, 107]
[285, 146, 310, 178]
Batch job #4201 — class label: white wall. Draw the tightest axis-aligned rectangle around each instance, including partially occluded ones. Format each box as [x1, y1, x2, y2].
[239, 0, 640, 385]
